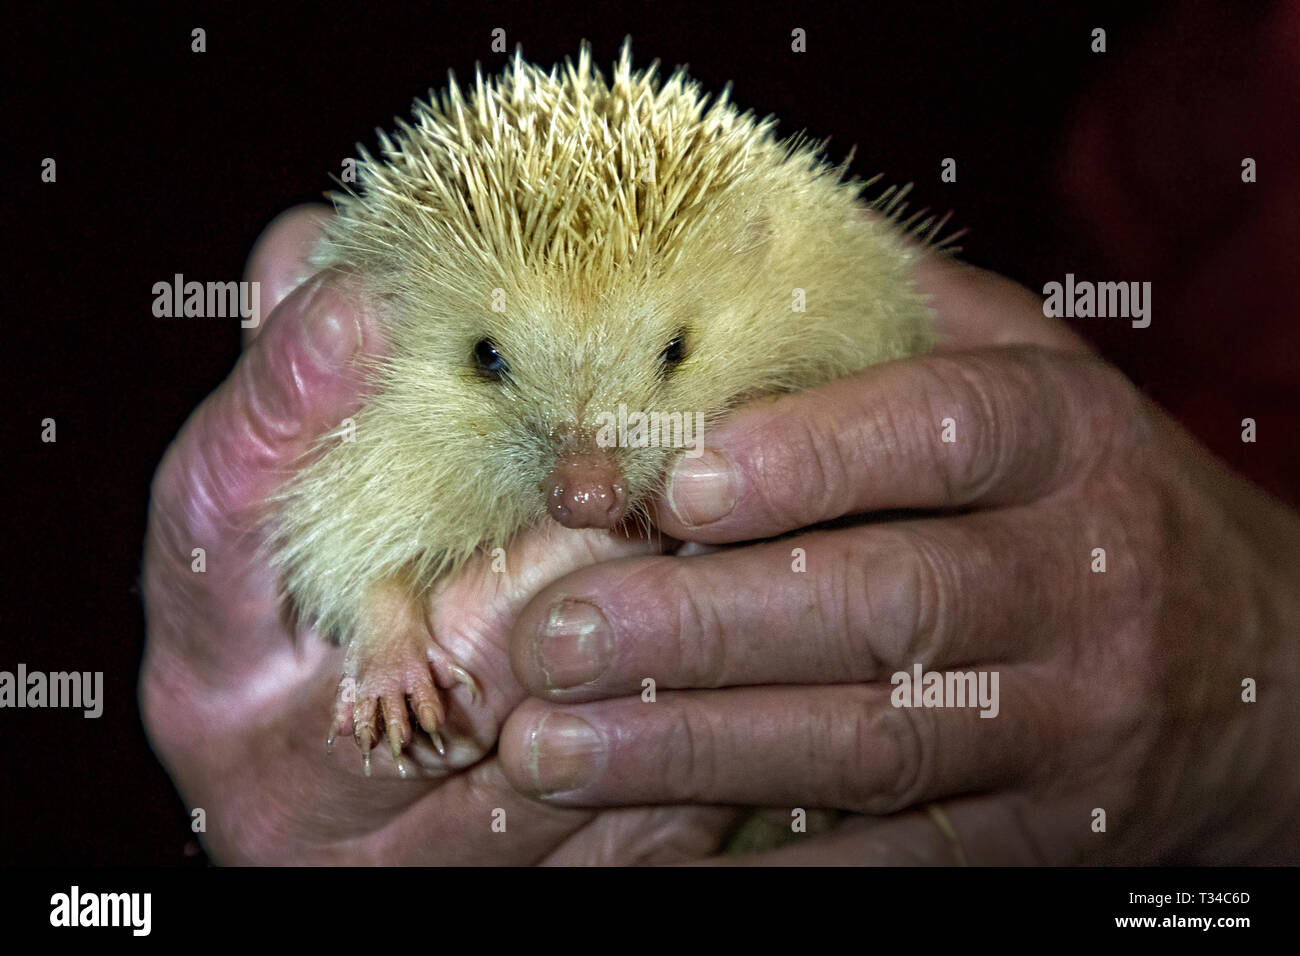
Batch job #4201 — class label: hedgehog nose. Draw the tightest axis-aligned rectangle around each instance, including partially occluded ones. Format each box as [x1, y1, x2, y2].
[545, 451, 628, 529]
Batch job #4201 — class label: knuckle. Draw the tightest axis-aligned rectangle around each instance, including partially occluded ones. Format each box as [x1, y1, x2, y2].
[1078, 355, 1143, 419]
[932, 347, 1080, 502]
[148, 429, 209, 543]
[668, 698, 721, 802]
[898, 530, 954, 668]
[835, 530, 951, 676]
[818, 538, 873, 676]
[239, 341, 315, 454]
[915, 355, 1006, 504]
[1072, 357, 1152, 462]
[843, 693, 931, 814]
[949, 366, 1006, 502]
[145, 444, 231, 609]
[751, 412, 847, 526]
[151, 446, 241, 560]
[656, 560, 729, 686]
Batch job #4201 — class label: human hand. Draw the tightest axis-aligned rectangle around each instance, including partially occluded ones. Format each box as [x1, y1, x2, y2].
[140, 206, 739, 863]
[499, 254, 1300, 864]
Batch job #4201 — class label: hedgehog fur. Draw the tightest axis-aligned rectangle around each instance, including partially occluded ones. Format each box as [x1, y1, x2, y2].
[264, 40, 940, 768]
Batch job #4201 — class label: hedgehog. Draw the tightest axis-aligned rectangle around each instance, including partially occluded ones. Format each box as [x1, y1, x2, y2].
[267, 40, 949, 778]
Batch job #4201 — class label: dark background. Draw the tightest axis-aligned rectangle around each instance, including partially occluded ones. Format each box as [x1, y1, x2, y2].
[5, 0, 1270, 864]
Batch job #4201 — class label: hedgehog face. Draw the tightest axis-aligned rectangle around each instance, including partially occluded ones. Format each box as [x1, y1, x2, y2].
[451, 277, 721, 534]
[403, 190, 802, 538]
[306, 41, 933, 559]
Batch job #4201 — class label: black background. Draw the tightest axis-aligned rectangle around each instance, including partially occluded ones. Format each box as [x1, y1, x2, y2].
[6, 0, 1184, 864]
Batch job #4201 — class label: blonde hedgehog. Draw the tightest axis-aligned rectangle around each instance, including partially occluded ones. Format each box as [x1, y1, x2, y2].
[268, 40, 948, 775]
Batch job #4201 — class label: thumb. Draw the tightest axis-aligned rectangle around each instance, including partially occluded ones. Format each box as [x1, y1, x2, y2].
[241, 203, 333, 348]
[143, 271, 383, 671]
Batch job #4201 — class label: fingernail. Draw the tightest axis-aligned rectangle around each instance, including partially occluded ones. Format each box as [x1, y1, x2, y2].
[529, 713, 605, 794]
[666, 447, 738, 526]
[303, 295, 360, 369]
[538, 599, 613, 688]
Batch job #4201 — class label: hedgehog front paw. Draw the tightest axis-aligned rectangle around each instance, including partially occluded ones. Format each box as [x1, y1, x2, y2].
[327, 586, 481, 778]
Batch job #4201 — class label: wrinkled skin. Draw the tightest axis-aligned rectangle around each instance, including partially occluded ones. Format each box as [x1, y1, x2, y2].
[140, 206, 739, 863]
[142, 205, 1300, 864]
[500, 250, 1300, 864]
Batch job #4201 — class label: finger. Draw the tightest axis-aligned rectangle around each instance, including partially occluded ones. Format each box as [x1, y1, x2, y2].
[511, 510, 1067, 699]
[363, 759, 598, 865]
[241, 204, 333, 346]
[144, 273, 383, 663]
[913, 254, 1092, 355]
[499, 680, 1050, 814]
[694, 795, 1047, 865]
[365, 759, 739, 865]
[654, 345, 1139, 542]
[540, 805, 744, 865]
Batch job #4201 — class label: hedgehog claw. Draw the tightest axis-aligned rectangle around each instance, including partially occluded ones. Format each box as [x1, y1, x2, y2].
[454, 666, 482, 704]
[333, 580, 483, 776]
[387, 718, 406, 764]
[426, 643, 482, 704]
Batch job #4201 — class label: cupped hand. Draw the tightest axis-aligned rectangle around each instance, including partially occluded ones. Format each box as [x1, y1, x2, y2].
[140, 206, 739, 863]
[499, 255, 1300, 864]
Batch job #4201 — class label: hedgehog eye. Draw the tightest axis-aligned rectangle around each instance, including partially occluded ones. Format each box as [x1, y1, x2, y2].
[659, 332, 686, 371]
[473, 338, 510, 380]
